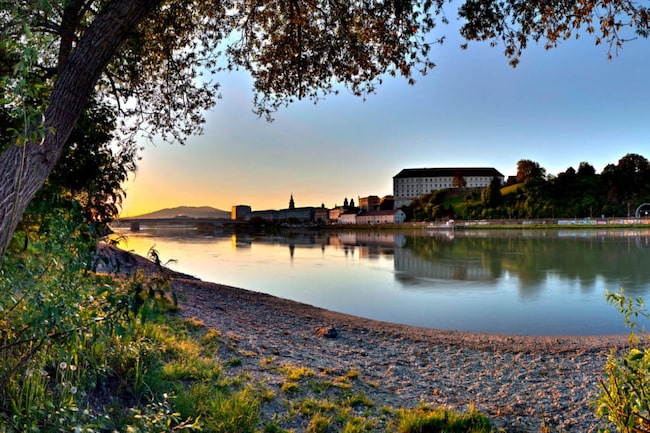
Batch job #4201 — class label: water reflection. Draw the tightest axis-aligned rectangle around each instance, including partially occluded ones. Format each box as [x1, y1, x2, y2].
[230, 229, 650, 299]
[112, 227, 650, 334]
[133, 227, 650, 299]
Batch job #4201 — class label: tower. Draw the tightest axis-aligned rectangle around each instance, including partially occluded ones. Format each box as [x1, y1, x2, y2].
[289, 194, 295, 210]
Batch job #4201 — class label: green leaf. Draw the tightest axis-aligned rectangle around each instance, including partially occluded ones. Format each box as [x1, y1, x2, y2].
[628, 349, 644, 361]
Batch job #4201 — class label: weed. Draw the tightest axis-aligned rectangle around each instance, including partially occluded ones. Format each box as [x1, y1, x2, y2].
[203, 388, 259, 433]
[283, 365, 315, 381]
[260, 357, 276, 369]
[344, 370, 360, 380]
[397, 405, 491, 433]
[345, 392, 375, 409]
[162, 357, 222, 381]
[256, 385, 275, 402]
[343, 416, 375, 433]
[227, 357, 243, 367]
[264, 420, 292, 433]
[597, 290, 650, 432]
[281, 381, 300, 394]
[307, 413, 332, 433]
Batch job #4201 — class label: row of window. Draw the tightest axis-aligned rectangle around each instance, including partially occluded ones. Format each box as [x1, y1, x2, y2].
[397, 176, 494, 184]
[395, 177, 497, 197]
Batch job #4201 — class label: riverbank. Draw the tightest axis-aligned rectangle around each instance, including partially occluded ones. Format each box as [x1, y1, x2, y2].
[327, 218, 650, 231]
[172, 277, 628, 432]
[97, 243, 629, 431]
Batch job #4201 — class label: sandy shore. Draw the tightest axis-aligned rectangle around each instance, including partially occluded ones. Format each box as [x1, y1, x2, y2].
[172, 277, 628, 432]
[96, 243, 629, 431]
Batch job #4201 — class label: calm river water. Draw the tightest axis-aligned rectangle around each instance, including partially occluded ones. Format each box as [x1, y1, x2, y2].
[110, 227, 650, 336]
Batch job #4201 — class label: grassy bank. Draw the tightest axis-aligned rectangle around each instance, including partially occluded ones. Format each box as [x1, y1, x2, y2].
[128, 313, 492, 433]
[0, 277, 492, 432]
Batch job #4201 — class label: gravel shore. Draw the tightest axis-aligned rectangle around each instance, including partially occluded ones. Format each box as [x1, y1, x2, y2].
[95, 243, 630, 431]
[171, 277, 629, 432]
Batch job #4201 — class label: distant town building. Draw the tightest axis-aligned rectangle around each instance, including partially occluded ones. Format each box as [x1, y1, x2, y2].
[314, 205, 329, 224]
[393, 167, 504, 208]
[231, 205, 252, 220]
[245, 196, 317, 223]
[328, 196, 359, 223]
[338, 211, 358, 225]
[356, 209, 406, 224]
[336, 209, 406, 225]
[251, 207, 315, 223]
[359, 195, 381, 211]
[329, 207, 342, 222]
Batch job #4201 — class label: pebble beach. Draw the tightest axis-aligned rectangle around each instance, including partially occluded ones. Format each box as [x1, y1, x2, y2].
[172, 277, 629, 432]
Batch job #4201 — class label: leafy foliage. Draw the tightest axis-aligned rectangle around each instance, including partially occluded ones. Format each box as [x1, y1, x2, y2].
[225, 0, 442, 119]
[406, 189, 454, 221]
[597, 291, 650, 433]
[1, 33, 136, 239]
[15, 102, 137, 244]
[0, 210, 183, 431]
[481, 176, 503, 208]
[458, 0, 650, 66]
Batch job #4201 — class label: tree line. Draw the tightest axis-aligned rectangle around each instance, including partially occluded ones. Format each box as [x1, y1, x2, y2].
[406, 153, 650, 221]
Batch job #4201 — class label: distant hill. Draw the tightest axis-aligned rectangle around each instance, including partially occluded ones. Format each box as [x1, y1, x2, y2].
[128, 206, 230, 219]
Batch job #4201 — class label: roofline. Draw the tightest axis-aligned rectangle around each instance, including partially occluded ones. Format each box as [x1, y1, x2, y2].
[393, 167, 505, 179]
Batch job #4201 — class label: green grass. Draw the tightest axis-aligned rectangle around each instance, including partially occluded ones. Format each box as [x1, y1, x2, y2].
[398, 405, 492, 433]
[500, 183, 523, 196]
[145, 316, 496, 433]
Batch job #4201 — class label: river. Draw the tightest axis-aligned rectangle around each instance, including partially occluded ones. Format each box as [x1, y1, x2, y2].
[110, 226, 650, 336]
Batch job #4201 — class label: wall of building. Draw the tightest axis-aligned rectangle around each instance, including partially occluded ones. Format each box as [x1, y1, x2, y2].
[393, 168, 504, 208]
[231, 205, 252, 220]
[356, 210, 406, 224]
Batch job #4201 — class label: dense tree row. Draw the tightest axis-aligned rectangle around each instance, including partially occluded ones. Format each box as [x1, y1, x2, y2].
[407, 153, 650, 221]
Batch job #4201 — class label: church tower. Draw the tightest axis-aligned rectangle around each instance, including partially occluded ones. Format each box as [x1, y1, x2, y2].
[289, 194, 295, 210]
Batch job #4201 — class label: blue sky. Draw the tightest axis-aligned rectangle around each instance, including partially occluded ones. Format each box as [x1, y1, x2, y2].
[120, 17, 650, 216]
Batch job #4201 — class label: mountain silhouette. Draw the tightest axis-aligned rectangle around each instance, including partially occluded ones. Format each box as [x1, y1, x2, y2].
[128, 206, 230, 219]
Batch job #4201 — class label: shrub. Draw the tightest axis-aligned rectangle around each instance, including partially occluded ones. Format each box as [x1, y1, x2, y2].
[597, 290, 650, 433]
[0, 209, 188, 432]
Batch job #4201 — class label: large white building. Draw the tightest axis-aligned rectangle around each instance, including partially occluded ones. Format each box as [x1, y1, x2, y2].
[393, 167, 505, 208]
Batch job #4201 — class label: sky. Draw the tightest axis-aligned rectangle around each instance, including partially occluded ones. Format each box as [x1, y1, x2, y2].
[119, 15, 650, 217]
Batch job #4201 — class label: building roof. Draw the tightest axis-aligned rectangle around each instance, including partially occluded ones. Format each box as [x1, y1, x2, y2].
[393, 167, 504, 179]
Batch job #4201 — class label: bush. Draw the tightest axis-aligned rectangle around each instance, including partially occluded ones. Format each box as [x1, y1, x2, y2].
[597, 290, 650, 433]
[0, 210, 187, 432]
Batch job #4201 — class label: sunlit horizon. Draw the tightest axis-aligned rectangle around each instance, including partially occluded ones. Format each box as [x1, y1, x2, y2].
[119, 21, 650, 218]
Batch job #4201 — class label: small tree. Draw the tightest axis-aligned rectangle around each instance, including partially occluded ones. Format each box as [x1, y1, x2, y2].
[516, 159, 546, 184]
[452, 171, 467, 189]
[481, 177, 503, 208]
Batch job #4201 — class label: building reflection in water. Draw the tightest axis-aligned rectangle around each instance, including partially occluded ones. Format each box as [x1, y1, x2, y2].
[227, 229, 650, 299]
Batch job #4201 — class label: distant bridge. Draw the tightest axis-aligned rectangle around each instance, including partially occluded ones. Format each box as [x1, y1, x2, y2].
[116, 217, 245, 232]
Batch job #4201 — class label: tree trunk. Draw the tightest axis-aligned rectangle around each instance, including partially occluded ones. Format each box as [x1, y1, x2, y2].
[0, 0, 163, 261]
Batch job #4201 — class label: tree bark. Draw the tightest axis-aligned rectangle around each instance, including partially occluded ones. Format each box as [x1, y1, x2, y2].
[0, 0, 163, 261]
